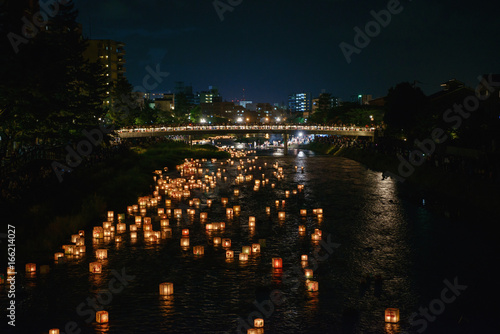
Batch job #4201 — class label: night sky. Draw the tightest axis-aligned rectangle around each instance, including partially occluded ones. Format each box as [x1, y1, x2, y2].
[74, 0, 500, 104]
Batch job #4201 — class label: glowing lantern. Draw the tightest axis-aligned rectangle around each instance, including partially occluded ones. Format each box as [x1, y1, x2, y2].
[54, 252, 64, 261]
[301, 254, 308, 261]
[181, 237, 190, 248]
[143, 223, 152, 231]
[144, 217, 152, 224]
[311, 233, 321, 241]
[165, 199, 171, 207]
[306, 280, 318, 291]
[275, 200, 279, 207]
[278, 212, 286, 220]
[266, 207, 271, 214]
[96, 310, 108, 323]
[135, 216, 142, 225]
[207, 199, 212, 207]
[233, 205, 241, 214]
[300, 209, 307, 216]
[221, 198, 228, 206]
[89, 262, 102, 273]
[242, 246, 251, 254]
[254, 318, 264, 328]
[222, 238, 232, 248]
[63, 245, 75, 255]
[7, 267, 15, 276]
[226, 250, 234, 259]
[213, 237, 221, 246]
[205, 223, 213, 231]
[75, 237, 84, 246]
[115, 235, 122, 243]
[103, 229, 111, 238]
[304, 269, 313, 279]
[182, 229, 189, 236]
[78, 246, 86, 253]
[158, 208, 165, 215]
[314, 229, 322, 237]
[159, 282, 174, 295]
[239, 253, 248, 261]
[234, 189, 240, 196]
[272, 258, 282, 268]
[252, 243, 261, 253]
[129, 224, 137, 232]
[193, 246, 204, 255]
[49, 329, 59, 334]
[96, 249, 107, 260]
[71, 234, 80, 243]
[117, 223, 126, 233]
[385, 308, 400, 323]
[174, 209, 182, 218]
[107, 211, 114, 221]
[200, 212, 208, 221]
[93, 227, 104, 238]
[249, 216, 256, 225]
[226, 208, 233, 216]
[79, 230, 85, 237]
[298, 225, 306, 233]
[25, 263, 36, 273]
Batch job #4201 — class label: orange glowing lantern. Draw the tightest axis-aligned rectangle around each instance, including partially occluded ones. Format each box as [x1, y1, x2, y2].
[233, 205, 241, 214]
[117, 223, 126, 233]
[207, 199, 212, 207]
[234, 189, 240, 196]
[181, 237, 190, 248]
[266, 207, 271, 214]
[193, 245, 204, 255]
[272, 258, 283, 268]
[385, 308, 400, 323]
[96, 310, 108, 323]
[25, 263, 36, 273]
[115, 235, 122, 243]
[130, 224, 137, 232]
[306, 280, 318, 291]
[159, 282, 174, 295]
[252, 243, 261, 253]
[54, 252, 64, 261]
[182, 229, 189, 236]
[254, 318, 264, 327]
[71, 234, 80, 243]
[63, 245, 75, 255]
[89, 262, 102, 273]
[226, 250, 234, 258]
[135, 216, 142, 225]
[242, 246, 251, 254]
[298, 225, 306, 233]
[311, 233, 321, 241]
[213, 237, 221, 246]
[222, 238, 232, 248]
[200, 212, 208, 221]
[278, 211, 286, 220]
[107, 211, 114, 221]
[304, 269, 313, 279]
[300, 209, 307, 216]
[275, 200, 279, 207]
[301, 254, 308, 261]
[226, 208, 233, 216]
[249, 216, 256, 225]
[239, 253, 248, 261]
[93, 226, 104, 238]
[143, 223, 152, 231]
[49, 329, 60, 334]
[95, 249, 107, 260]
[221, 197, 228, 206]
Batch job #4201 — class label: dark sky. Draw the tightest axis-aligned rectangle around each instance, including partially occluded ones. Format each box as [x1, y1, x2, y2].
[74, 0, 500, 104]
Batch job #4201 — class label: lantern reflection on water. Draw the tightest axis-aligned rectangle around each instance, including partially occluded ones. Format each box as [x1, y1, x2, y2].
[96, 310, 108, 323]
[272, 258, 282, 268]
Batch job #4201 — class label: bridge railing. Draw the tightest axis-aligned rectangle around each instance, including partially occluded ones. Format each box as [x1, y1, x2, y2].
[116, 125, 376, 133]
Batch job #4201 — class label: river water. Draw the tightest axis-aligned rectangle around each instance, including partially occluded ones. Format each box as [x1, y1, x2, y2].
[1, 148, 496, 334]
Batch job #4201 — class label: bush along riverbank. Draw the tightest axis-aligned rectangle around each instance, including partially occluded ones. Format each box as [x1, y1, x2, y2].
[8, 140, 230, 264]
[304, 143, 500, 218]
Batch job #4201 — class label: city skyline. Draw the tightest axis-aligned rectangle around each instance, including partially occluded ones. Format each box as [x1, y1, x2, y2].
[74, 0, 500, 104]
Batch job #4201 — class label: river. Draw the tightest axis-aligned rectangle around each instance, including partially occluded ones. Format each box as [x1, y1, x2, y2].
[1, 147, 496, 333]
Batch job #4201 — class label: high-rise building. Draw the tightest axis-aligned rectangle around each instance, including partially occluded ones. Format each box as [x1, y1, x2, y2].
[199, 86, 222, 104]
[288, 93, 312, 113]
[83, 39, 126, 105]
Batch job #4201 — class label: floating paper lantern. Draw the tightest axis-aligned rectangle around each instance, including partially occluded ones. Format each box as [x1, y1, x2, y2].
[144, 217, 152, 224]
[159, 282, 174, 295]
[239, 253, 248, 261]
[200, 212, 208, 221]
[311, 233, 321, 241]
[79, 230, 85, 237]
[132, 204, 139, 212]
[205, 223, 213, 231]
[213, 237, 221, 246]
[158, 208, 164, 215]
[107, 211, 114, 221]
[96, 249, 107, 260]
[181, 237, 190, 248]
[129, 224, 137, 232]
[304, 269, 313, 279]
[89, 262, 102, 273]
[96, 310, 108, 323]
[165, 199, 171, 207]
[93, 227, 104, 238]
[314, 229, 322, 237]
[63, 245, 75, 255]
[306, 280, 318, 291]
[78, 246, 86, 254]
[135, 216, 142, 225]
[278, 212, 286, 220]
[25, 263, 36, 273]
[272, 258, 282, 268]
[301, 254, 308, 261]
[266, 207, 271, 214]
[103, 229, 111, 238]
[115, 236, 122, 243]
[252, 243, 261, 253]
[221, 198, 228, 206]
[7, 267, 15, 276]
[222, 238, 232, 248]
[207, 199, 212, 207]
[182, 229, 189, 236]
[300, 209, 307, 216]
[249, 216, 256, 225]
[298, 225, 306, 233]
[71, 234, 80, 243]
[75, 237, 85, 246]
[233, 205, 241, 214]
[254, 318, 264, 327]
[234, 189, 240, 196]
[226, 208, 233, 216]
[242, 246, 251, 254]
[117, 223, 126, 233]
[275, 200, 279, 207]
[193, 246, 204, 255]
[385, 308, 400, 323]
[174, 209, 182, 218]
[54, 252, 64, 261]
[49, 329, 60, 334]
[143, 223, 152, 231]
[226, 250, 234, 258]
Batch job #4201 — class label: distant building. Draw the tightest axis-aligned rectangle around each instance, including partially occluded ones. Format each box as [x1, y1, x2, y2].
[288, 93, 312, 113]
[312, 93, 340, 112]
[175, 82, 198, 105]
[353, 94, 372, 105]
[199, 86, 222, 104]
[239, 100, 253, 108]
[83, 39, 126, 105]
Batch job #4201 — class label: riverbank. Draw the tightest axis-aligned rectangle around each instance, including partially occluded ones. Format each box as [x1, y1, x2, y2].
[7, 140, 230, 264]
[304, 143, 500, 218]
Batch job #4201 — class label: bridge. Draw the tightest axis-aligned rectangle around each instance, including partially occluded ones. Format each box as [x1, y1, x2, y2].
[117, 125, 377, 153]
